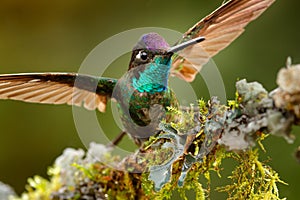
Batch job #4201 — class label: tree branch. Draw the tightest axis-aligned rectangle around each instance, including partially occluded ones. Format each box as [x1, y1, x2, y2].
[5, 61, 300, 200]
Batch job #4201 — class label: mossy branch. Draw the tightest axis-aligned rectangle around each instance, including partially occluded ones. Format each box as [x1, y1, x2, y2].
[3, 61, 300, 200]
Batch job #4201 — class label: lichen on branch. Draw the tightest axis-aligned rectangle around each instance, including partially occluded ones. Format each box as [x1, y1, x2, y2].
[7, 61, 300, 200]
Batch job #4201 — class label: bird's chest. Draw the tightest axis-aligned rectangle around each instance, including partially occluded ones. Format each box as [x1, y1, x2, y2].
[114, 82, 178, 142]
[118, 88, 175, 125]
[129, 90, 171, 121]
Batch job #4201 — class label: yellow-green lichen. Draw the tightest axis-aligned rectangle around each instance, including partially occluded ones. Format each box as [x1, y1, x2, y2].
[216, 149, 287, 199]
[11, 92, 290, 200]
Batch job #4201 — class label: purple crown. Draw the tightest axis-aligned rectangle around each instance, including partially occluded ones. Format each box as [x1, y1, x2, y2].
[133, 33, 170, 51]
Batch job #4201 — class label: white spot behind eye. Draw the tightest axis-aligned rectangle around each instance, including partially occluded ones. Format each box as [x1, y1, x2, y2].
[136, 51, 148, 61]
[136, 51, 142, 59]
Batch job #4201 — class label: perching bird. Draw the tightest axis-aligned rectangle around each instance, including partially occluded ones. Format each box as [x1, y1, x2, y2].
[0, 0, 275, 146]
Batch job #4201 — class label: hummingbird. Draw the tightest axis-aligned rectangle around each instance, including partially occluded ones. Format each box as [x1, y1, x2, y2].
[0, 0, 274, 146]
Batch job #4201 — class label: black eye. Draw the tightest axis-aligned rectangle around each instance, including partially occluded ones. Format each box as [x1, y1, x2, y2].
[136, 51, 148, 61]
[140, 52, 148, 60]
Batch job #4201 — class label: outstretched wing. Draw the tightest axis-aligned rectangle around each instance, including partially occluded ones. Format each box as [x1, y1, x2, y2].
[171, 0, 275, 82]
[0, 73, 117, 112]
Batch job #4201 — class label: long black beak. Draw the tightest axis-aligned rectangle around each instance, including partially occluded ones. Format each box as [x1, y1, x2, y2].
[167, 36, 205, 53]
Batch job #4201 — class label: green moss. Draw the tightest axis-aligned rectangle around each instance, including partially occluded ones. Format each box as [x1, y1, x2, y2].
[216, 149, 287, 199]
[12, 136, 286, 200]
[12, 91, 290, 199]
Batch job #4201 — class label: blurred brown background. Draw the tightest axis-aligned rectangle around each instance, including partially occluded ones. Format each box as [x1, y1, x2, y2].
[0, 0, 299, 199]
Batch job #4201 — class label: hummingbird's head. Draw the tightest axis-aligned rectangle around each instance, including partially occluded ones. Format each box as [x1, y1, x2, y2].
[128, 33, 172, 70]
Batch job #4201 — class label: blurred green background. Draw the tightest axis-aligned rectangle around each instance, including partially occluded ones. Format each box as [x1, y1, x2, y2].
[0, 0, 299, 199]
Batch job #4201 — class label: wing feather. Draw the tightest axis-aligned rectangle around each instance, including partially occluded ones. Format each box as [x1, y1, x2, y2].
[0, 73, 117, 112]
[171, 0, 275, 82]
